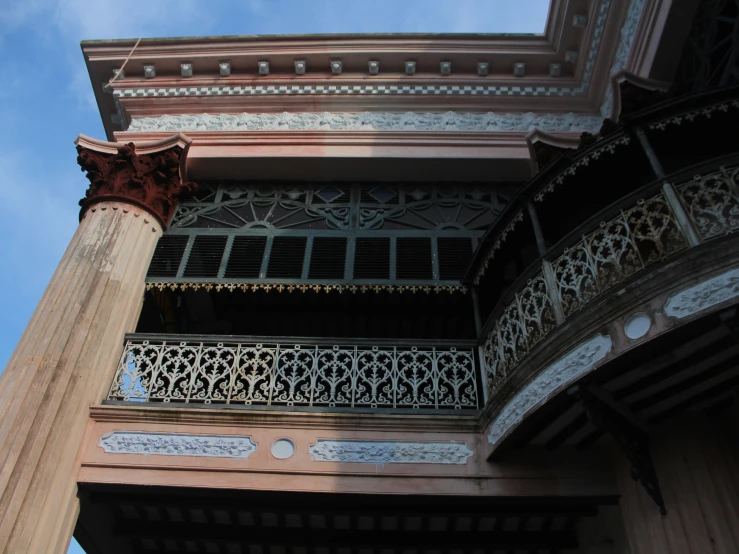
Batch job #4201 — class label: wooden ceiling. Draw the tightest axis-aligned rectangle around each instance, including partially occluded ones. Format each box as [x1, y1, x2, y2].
[76, 485, 618, 554]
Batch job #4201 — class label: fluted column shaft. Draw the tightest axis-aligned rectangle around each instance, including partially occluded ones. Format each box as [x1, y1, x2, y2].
[0, 133, 193, 553]
[0, 203, 161, 552]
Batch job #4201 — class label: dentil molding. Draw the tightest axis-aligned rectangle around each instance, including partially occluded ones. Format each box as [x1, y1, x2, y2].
[487, 334, 612, 446]
[99, 431, 257, 458]
[308, 440, 473, 464]
[116, 0, 647, 132]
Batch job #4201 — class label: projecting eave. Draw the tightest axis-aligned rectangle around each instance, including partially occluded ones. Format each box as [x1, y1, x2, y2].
[81, 0, 696, 178]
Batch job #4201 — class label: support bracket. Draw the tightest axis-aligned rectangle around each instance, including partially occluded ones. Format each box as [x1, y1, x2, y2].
[570, 384, 667, 515]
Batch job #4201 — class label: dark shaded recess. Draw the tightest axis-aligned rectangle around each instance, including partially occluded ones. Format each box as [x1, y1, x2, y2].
[267, 236, 307, 278]
[646, 109, 739, 175]
[136, 287, 476, 340]
[354, 237, 390, 279]
[671, 0, 739, 94]
[308, 237, 347, 279]
[224, 236, 267, 278]
[438, 237, 475, 280]
[147, 235, 189, 278]
[476, 211, 539, 319]
[76, 483, 615, 554]
[396, 237, 433, 280]
[502, 312, 739, 456]
[182, 236, 227, 278]
[536, 140, 655, 248]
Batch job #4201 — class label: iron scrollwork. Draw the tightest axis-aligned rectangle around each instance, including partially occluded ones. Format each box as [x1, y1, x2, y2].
[171, 183, 511, 232]
[110, 338, 479, 410]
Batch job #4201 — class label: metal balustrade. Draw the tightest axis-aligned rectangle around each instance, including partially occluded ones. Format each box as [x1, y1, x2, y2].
[483, 160, 739, 397]
[108, 336, 480, 410]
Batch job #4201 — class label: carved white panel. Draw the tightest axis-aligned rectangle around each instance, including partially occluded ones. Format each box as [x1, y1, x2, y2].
[127, 111, 605, 133]
[99, 431, 257, 458]
[487, 334, 612, 446]
[601, 0, 646, 117]
[664, 267, 739, 319]
[309, 440, 473, 464]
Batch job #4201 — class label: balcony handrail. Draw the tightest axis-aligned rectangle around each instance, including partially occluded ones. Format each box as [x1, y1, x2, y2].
[109, 335, 482, 410]
[479, 155, 739, 400]
[478, 152, 739, 342]
[125, 332, 478, 349]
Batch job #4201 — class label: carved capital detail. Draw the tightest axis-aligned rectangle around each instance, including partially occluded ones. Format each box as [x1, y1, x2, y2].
[75, 133, 195, 228]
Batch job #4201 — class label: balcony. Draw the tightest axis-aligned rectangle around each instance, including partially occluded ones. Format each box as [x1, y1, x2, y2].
[476, 147, 739, 404]
[108, 336, 481, 411]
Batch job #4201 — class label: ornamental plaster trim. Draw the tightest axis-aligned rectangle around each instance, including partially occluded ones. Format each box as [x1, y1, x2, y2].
[145, 281, 467, 294]
[601, 0, 646, 117]
[115, 0, 617, 105]
[117, 0, 651, 134]
[308, 440, 473, 464]
[127, 111, 605, 133]
[487, 334, 612, 446]
[664, 267, 739, 319]
[99, 431, 257, 458]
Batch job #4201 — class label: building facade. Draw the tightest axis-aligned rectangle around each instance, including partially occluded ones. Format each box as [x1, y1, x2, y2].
[1, 0, 739, 552]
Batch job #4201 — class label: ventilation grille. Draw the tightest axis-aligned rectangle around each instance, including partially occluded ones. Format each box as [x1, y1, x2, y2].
[438, 238, 473, 280]
[224, 236, 267, 278]
[147, 235, 189, 277]
[183, 236, 227, 278]
[396, 238, 433, 280]
[267, 236, 307, 278]
[147, 233, 473, 282]
[309, 237, 347, 279]
[354, 238, 390, 279]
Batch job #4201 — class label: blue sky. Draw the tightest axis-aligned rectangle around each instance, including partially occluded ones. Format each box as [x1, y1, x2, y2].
[0, 1, 548, 552]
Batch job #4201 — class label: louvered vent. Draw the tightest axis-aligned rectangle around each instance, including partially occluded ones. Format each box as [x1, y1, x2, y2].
[437, 237, 473, 280]
[354, 238, 390, 279]
[267, 236, 307, 278]
[183, 236, 228, 278]
[309, 237, 347, 279]
[224, 236, 267, 278]
[396, 237, 433, 280]
[147, 235, 189, 277]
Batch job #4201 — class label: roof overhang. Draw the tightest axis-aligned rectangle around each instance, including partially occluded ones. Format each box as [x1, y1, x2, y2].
[79, 0, 700, 181]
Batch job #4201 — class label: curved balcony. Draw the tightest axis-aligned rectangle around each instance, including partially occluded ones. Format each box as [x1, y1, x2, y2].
[479, 156, 739, 402]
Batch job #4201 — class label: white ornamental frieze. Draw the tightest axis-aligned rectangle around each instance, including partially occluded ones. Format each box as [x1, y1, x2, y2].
[664, 267, 739, 319]
[127, 111, 605, 133]
[308, 440, 473, 464]
[487, 334, 612, 446]
[99, 431, 257, 458]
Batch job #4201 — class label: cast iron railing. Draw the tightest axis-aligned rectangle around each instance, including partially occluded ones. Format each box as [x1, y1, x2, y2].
[108, 336, 480, 410]
[482, 159, 739, 396]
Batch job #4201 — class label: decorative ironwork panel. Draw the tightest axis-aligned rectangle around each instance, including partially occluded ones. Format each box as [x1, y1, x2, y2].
[172, 183, 510, 232]
[552, 193, 687, 318]
[482, 272, 555, 396]
[678, 165, 739, 239]
[109, 338, 479, 410]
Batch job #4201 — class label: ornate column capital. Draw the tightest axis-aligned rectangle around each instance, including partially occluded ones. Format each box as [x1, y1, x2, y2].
[75, 133, 196, 229]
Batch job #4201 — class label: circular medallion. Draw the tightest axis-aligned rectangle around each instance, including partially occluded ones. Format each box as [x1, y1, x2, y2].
[624, 312, 651, 340]
[271, 438, 295, 460]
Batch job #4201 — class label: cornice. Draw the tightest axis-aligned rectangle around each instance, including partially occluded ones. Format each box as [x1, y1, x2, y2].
[81, 0, 663, 141]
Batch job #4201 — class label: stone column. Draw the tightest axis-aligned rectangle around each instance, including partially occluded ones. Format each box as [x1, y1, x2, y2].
[617, 413, 739, 553]
[0, 134, 194, 553]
